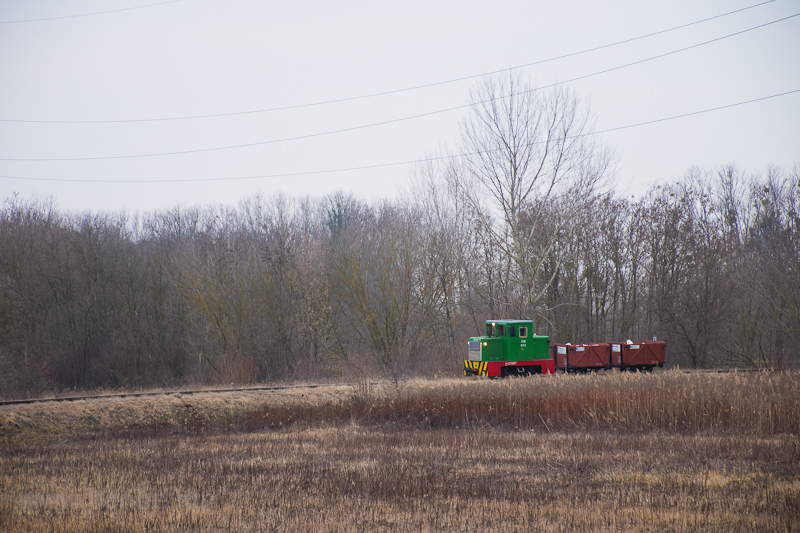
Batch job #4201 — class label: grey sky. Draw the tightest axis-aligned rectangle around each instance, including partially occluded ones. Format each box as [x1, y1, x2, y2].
[0, 0, 798, 213]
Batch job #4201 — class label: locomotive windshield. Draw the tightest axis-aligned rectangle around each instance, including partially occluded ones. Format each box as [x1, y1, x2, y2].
[486, 323, 506, 337]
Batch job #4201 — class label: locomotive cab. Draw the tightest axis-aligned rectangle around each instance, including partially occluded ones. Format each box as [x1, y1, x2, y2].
[464, 320, 554, 377]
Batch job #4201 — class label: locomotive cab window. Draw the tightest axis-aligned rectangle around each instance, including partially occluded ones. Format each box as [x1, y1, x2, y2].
[497, 325, 505, 337]
[519, 326, 528, 338]
[509, 325, 516, 337]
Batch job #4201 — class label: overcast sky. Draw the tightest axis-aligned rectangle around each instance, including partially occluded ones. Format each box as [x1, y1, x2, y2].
[0, 0, 798, 214]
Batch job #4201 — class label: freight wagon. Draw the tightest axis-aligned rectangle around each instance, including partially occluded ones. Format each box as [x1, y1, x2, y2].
[465, 320, 665, 377]
[552, 343, 610, 372]
[609, 341, 665, 371]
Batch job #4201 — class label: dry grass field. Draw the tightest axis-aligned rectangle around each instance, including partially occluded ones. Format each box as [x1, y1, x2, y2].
[1, 370, 799, 531]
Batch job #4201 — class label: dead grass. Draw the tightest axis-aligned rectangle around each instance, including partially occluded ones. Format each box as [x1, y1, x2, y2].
[1, 428, 798, 532]
[1, 371, 799, 531]
[3, 370, 797, 444]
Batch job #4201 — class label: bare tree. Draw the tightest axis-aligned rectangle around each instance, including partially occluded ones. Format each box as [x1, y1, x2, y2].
[738, 165, 800, 368]
[452, 72, 613, 318]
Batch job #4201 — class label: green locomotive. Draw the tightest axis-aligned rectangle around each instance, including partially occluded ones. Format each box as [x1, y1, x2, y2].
[464, 319, 554, 377]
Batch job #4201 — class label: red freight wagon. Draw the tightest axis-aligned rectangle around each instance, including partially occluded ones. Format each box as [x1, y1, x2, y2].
[571, 343, 610, 370]
[553, 344, 569, 370]
[553, 343, 610, 372]
[610, 341, 665, 371]
[553, 344, 576, 371]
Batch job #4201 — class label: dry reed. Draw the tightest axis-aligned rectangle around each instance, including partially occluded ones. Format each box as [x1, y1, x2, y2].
[4, 370, 797, 444]
[1, 370, 798, 531]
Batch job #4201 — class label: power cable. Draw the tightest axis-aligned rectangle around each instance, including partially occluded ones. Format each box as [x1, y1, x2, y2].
[0, 0, 185, 24]
[1, 12, 797, 162]
[0, 0, 780, 123]
[1, 88, 797, 183]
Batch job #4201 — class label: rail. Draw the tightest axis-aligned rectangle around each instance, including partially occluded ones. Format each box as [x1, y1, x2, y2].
[0, 383, 329, 407]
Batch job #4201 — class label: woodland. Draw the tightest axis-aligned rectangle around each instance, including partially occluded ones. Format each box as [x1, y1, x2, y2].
[1, 76, 798, 395]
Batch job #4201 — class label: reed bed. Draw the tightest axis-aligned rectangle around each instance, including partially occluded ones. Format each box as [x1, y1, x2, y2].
[2, 370, 797, 444]
[1, 428, 798, 531]
[375, 370, 800, 436]
[1, 371, 799, 531]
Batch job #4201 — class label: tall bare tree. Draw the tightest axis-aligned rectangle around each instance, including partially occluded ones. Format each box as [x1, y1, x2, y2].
[453, 73, 613, 318]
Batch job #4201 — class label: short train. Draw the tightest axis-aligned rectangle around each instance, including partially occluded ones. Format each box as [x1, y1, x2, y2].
[464, 319, 665, 377]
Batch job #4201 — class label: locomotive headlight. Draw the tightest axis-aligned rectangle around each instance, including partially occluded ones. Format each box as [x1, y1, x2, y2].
[483, 342, 487, 346]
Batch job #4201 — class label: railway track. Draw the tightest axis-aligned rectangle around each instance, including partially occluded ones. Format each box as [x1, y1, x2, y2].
[0, 382, 331, 407]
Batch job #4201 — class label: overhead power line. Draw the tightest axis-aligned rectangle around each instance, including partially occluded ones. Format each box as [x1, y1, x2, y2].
[2, 88, 797, 183]
[0, 0, 779, 123]
[0, 0, 185, 24]
[1, 12, 797, 163]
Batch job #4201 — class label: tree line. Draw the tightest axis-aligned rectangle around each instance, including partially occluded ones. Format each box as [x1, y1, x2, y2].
[1, 75, 798, 395]
[2, 162, 797, 395]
